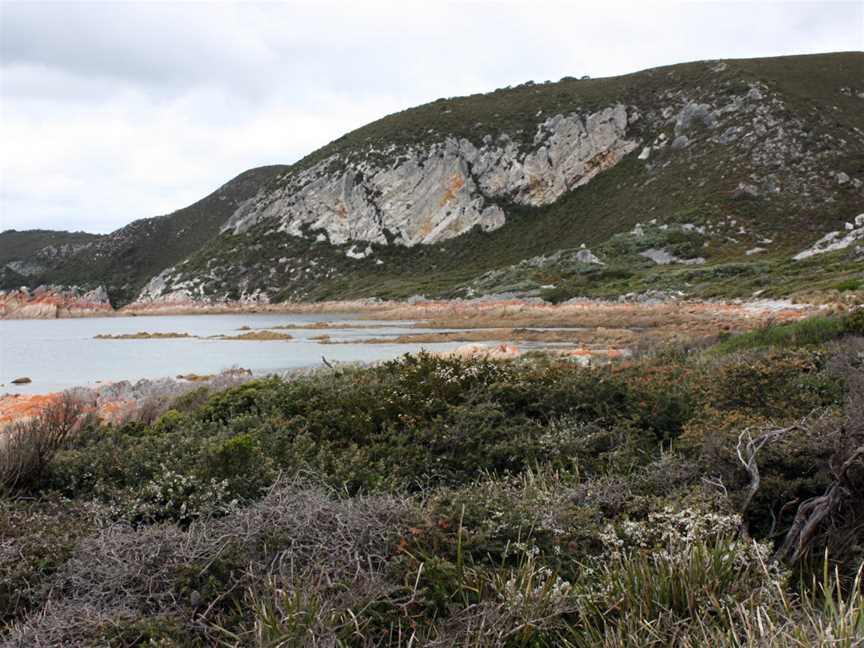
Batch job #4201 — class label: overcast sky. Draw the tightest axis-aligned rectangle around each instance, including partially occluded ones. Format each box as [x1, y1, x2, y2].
[1, 1, 862, 234]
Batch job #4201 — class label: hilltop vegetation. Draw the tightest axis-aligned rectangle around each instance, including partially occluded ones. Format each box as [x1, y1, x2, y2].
[2, 312, 863, 646]
[0, 229, 103, 288]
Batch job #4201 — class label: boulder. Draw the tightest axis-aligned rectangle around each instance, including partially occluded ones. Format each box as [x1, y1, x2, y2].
[671, 135, 690, 150]
[732, 183, 760, 200]
[674, 102, 716, 135]
[574, 249, 604, 265]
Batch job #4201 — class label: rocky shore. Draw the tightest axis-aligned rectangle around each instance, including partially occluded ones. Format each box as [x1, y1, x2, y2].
[0, 285, 113, 319]
[0, 370, 256, 430]
[0, 283, 826, 321]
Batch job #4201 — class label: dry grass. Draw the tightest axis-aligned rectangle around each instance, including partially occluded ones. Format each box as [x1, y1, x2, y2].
[94, 331, 193, 340]
[5, 477, 415, 646]
[267, 321, 388, 330]
[362, 300, 811, 329]
[324, 327, 639, 347]
[216, 330, 294, 341]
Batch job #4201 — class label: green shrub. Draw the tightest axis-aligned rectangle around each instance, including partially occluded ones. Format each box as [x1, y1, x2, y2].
[713, 315, 848, 354]
[706, 350, 842, 417]
[844, 308, 864, 336]
[150, 409, 188, 436]
[204, 432, 274, 498]
[7, 337, 864, 645]
[834, 278, 862, 292]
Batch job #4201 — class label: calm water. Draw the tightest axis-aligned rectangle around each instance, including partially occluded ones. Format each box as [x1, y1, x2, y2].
[0, 313, 469, 395]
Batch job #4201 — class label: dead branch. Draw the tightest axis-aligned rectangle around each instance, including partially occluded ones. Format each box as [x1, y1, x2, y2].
[774, 445, 864, 565]
[736, 418, 809, 517]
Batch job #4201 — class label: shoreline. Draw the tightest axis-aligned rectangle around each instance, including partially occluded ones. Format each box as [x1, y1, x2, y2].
[1, 294, 829, 322]
[1, 297, 831, 427]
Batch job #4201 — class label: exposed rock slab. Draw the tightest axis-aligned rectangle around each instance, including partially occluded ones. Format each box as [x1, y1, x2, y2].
[223, 105, 638, 247]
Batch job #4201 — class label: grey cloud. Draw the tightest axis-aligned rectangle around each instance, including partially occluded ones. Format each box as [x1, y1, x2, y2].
[1, 1, 861, 234]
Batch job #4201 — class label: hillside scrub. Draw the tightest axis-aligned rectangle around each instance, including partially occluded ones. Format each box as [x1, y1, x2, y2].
[2, 317, 863, 646]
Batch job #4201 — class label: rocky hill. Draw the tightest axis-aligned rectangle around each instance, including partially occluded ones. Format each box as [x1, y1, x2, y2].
[0, 230, 102, 287]
[3, 52, 863, 309]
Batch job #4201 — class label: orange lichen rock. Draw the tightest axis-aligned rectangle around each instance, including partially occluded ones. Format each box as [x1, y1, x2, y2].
[0, 393, 62, 426]
[0, 286, 112, 319]
[438, 173, 465, 207]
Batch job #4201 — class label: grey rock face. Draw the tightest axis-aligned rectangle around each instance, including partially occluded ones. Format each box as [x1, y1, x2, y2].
[5, 260, 46, 277]
[224, 105, 637, 247]
[82, 286, 110, 304]
[640, 248, 706, 266]
[674, 102, 716, 134]
[574, 248, 604, 264]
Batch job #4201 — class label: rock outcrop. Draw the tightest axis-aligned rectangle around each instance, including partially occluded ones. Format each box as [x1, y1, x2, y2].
[794, 214, 864, 260]
[0, 285, 113, 319]
[224, 105, 638, 247]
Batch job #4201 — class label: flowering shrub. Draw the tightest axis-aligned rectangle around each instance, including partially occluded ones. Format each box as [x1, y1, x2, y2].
[117, 468, 238, 526]
[495, 556, 576, 619]
[598, 507, 746, 560]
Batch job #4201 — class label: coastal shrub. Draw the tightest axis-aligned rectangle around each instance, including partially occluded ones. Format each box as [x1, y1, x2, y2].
[8, 334, 864, 646]
[203, 432, 274, 499]
[149, 408, 188, 435]
[619, 361, 697, 441]
[169, 384, 211, 412]
[0, 393, 87, 493]
[571, 534, 785, 647]
[845, 307, 864, 335]
[712, 314, 850, 354]
[48, 417, 210, 496]
[834, 278, 862, 292]
[704, 350, 842, 417]
[409, 468, 592, 577]
[3, 481, 409, 642]
[117, 468, 238, 526]
[41, 347, 841, 503]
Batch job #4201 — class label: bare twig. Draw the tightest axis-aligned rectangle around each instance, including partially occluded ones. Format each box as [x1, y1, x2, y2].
[735, 418, 809, 517]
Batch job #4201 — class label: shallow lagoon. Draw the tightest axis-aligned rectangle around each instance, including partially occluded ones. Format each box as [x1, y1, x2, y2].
[0, 313, 470, 394]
